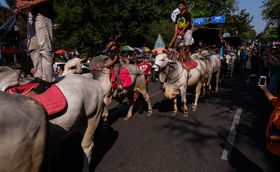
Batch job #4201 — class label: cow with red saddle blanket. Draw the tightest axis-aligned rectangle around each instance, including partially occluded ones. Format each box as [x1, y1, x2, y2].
[0, 66, 104, 172]
[152, 53, 207, 117]
[88, 55, 152, 121]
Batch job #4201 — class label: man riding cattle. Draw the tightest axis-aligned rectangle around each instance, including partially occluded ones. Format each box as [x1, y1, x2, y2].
[169, 1, 193, 62]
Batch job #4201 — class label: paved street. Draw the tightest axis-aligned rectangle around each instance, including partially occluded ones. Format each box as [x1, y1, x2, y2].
[92, 70, 280, 172]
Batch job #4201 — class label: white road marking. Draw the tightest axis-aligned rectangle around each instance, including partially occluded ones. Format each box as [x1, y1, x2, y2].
[221, 108, 242, 161]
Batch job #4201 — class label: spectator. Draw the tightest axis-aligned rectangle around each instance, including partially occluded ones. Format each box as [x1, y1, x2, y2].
[259, 80, 280, 157]
[250, 46, 259, 76]
[0, 49, 2, 65]
[265, 46, 280, 94]
[240, 47, 247, 70]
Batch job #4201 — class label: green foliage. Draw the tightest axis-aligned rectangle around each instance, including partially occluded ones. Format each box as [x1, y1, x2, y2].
[0, 0, 258, 53]
[189, 0, 237, 18]
[146, 19, 174, 48]
[257, 25, 279, 41]
[262, 0, 280, 25]
[224, 9, 254, 39]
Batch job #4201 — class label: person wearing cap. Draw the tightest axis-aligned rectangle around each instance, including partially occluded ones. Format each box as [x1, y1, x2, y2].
[173, 1, 193, 62]
[136, 53, 151, 81]
[16, 0, 54, 82]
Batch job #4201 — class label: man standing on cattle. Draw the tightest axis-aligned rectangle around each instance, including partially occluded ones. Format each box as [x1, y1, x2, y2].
[172, 1, 193, 62]
[16, 0, 54, 83]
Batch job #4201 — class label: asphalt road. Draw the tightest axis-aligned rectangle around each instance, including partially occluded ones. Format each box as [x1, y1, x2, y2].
[91, 70, 280, 172]
[53, 70, 280, 172]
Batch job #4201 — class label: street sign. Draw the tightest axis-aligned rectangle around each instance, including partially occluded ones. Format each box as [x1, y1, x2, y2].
[193, 17, 207, 25]
[210, 15, 225, 24]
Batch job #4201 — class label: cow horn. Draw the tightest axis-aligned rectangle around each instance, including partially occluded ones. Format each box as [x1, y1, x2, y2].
[80, 58, 88, 63]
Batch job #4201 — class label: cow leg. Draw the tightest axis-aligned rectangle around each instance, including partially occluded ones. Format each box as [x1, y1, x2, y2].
[230, 61, 234, 77]
[172, 98, 178, 116]
[192, 81, 203, 111]
[207, 74, 212, 93]
[81, 103, 103, 172]
[215, 70, 220, 92]
[124, 93, 134, 120]
[202, 82, 207, 96]
[181, 89, 188, 117]
[138, 88, 152, 116]
[102, 107, 109, 127]
[102, 95, 111, 126]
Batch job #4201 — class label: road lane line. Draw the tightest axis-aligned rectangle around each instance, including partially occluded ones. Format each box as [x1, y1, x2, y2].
[221, 108, 242, 161]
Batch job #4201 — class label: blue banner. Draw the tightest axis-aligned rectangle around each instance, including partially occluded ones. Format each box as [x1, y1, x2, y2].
[193, 18, 207, 25]
[210, 15, 225, 24]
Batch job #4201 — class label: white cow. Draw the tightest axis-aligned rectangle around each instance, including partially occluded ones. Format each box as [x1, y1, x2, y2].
[0, 66, 104, 172]
[153, 53, 207, 116]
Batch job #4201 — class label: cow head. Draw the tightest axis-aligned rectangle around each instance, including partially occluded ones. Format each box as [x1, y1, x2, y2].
[89, 55, 113, 68]
[61, 58, 87, 77]
[0, 66, 19, 91]
[152, 54, 173, 72]
[88, 55, 113, 80]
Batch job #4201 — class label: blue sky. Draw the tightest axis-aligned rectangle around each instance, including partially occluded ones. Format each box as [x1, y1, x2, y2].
[0, 0, 8, 8]
[238, 0, 266, 33]
[0, 0, 266, 33]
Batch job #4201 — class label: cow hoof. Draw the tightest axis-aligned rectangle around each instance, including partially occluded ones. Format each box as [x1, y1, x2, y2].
[124, 116, 132, 120]
[183, 113, 189, 118]
[103, 120, 109, 127]
[192, 106, 197, 112]
[171, 112, 177, 116]
[147, 111, 153, 116]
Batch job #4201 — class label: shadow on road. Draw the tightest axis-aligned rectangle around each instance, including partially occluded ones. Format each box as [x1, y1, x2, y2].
[91, 126, 119, 171]
[218, 132, 264, 172]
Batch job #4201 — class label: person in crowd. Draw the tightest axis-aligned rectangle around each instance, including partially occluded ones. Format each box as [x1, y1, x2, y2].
[0, 49, 3, 65]
[171, 1, 193, 62]
[265, 46, 280, 94]
[16, 0, 54, 83]
[136, 53, 151, 84]
[259, 46, 269, 77]
[240, 47, 248, 70]
[250, 45, 259, 76]
[259, 79, 280, 157]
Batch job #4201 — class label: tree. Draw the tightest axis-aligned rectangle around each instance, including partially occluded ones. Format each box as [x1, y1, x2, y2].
[224, 9, 255, 39]
[0, 0, 249, 54]
[257, 25, 278, 41]
[262, 0, 280, 25]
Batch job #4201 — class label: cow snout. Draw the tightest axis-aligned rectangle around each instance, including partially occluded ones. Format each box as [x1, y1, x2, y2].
[152, 64, 159, 72]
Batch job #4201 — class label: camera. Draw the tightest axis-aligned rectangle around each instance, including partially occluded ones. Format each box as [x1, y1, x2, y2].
[258, 76, 266, 86]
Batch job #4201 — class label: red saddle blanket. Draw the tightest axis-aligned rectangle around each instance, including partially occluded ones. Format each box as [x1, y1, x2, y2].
[6, 83, 67, 116]
[111, 68, 133, 89]
[182, 60, 198, 70]
[136, 61, 151, 75]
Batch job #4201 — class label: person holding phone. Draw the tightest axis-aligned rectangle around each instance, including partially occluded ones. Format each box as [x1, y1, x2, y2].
[258, 76, 267, 86]
[259, 81, 280, 156]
